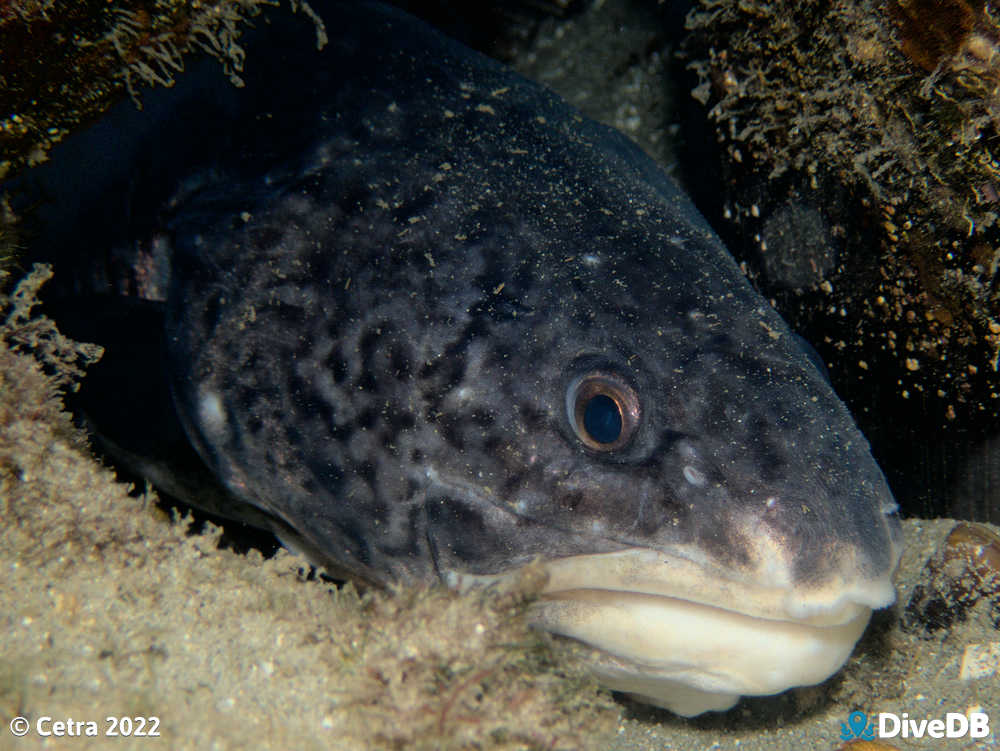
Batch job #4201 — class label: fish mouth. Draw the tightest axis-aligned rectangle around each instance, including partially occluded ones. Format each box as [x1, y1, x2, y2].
[449, 546, 894, 716]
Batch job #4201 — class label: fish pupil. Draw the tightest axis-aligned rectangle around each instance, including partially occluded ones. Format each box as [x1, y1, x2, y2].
[583, 394, 622, 444]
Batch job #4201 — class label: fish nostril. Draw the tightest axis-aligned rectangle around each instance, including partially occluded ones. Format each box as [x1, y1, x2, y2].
[682, 465, 707, 487]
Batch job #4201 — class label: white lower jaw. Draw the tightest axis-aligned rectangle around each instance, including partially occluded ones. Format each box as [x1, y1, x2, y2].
[446, 546, 891, 716]
[531, 588, 872, 716]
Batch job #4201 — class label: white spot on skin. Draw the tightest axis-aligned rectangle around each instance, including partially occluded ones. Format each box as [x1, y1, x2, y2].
[766, 496, 778, 509]
[197, 390, 226, 438]
[683, 466, 706, 487]
[582, 254, 601, 267]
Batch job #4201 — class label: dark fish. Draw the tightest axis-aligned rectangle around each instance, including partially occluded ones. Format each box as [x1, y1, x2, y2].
[18, 0, 903, 715]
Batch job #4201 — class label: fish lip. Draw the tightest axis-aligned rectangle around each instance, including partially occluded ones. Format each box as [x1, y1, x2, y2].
[446, 545, 897, 626]
[444, 546, 897, 715]
[528, 584, 874, 714]
[535, 547, 897, 628]
[523, 547, 889, 714]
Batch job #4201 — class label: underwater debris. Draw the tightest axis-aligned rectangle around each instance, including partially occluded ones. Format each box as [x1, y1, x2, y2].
[0, 0, 326, 180]
[683, 0, 1000, 518]
[0, 264, 93, 461]
[890, 0, 988, 72]
[0, 264, 101, 390]
[683, 0, 1000, 430]
[902, 521, 1000, 634]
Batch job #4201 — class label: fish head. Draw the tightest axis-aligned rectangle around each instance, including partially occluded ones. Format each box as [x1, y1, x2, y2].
[167, 149, 902, 718]
[412, 223, 903, 715]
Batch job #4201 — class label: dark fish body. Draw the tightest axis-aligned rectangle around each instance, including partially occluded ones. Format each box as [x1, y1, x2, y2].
[18, 1, 902, 715]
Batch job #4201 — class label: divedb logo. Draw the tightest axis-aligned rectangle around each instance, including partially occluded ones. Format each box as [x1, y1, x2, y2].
[841, 710, 992, 740]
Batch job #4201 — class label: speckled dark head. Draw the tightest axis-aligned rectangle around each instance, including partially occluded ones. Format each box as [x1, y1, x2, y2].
[157, 1, 903, 715]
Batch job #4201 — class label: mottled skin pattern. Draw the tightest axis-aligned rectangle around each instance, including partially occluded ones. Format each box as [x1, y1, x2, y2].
[164, 1, 901, 591]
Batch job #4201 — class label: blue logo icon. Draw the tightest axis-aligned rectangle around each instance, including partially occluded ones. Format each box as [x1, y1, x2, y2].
[841, 711, 875, 740]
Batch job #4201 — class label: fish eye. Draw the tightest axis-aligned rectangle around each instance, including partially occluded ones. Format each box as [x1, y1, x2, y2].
[567, 372, 640, 451]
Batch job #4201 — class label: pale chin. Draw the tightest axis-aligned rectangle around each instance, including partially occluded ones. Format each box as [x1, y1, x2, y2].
[447, 545, 893, 716]
[530, 588, 872, 716]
